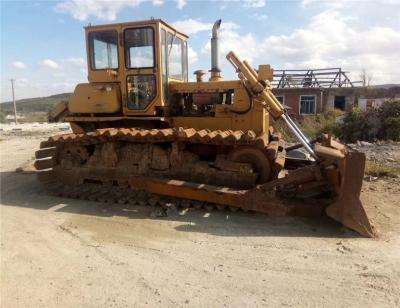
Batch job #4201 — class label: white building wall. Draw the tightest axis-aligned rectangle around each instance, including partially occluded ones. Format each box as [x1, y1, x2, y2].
[358, 98, 388, 110]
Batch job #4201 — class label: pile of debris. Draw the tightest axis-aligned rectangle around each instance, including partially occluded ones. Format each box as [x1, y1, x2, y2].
[346, 141, 400, 181]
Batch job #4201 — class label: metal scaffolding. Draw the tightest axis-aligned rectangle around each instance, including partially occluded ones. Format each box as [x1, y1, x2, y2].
[272, 68, 361, 88]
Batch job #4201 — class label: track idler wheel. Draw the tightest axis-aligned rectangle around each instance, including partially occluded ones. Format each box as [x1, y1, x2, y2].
[58, 145, 89, 170]
[228, 147, 271, 183]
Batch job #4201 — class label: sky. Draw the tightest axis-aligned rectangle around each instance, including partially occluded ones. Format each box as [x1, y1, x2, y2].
[1, 0, 400, 102]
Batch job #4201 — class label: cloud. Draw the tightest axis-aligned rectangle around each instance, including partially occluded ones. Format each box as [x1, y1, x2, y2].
[258, 10, 400, 83]
[55, 0, 268, 22]
[2, 57, 88, 101]
[13, 61, 26, 69]
[301, 0, 315, 8]
[175, 0, 186, 9]
[222, 22, 240, 31]
[215, 0, 266, 9]
[202, 26, 258, 62]
[172, 19, 211, 35]
[55, 0, 265, 22]
[17, 78, 30, 85]
[51, 81, 79, 91]
[172, 19, 239, 35]
[55, 0, 159, 21]
[62, 57, 86, 68]
[40, 59, 60, 69]
[52, 72, 67, 78]
[188, 46, 198, 64]
[197, 9, 400, 84]
[301, 0, 349, 9]
[242, 0, 266, 8]
[252, 13, 268, 21]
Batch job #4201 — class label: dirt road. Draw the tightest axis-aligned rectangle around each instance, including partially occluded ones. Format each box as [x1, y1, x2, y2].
[1, 126, 399, 307]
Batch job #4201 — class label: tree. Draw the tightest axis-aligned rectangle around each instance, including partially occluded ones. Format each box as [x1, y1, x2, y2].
[360, 68, 373, 87]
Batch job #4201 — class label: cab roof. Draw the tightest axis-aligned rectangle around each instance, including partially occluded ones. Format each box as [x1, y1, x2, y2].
[84, 19, 189, 39]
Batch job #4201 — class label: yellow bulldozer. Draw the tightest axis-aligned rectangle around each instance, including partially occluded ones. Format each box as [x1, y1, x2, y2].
[35, 19, 375, 237]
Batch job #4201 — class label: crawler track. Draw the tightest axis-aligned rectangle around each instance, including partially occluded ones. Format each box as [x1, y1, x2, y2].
[35, 127, 286, 213]
[39, 127, 276, 148]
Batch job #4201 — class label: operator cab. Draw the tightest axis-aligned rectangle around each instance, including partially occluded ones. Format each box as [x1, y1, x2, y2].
[80, 20, 188, 116]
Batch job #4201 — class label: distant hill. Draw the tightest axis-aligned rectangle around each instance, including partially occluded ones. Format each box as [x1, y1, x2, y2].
[370, 84, 400, 89]
[0, 93, 72, 114]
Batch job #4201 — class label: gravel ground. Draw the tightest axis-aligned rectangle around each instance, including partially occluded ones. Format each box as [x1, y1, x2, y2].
[349, 140, 399, 162]
[1, 124, 399, 307]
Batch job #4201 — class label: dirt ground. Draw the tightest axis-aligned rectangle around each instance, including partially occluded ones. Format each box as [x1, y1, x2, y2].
[1, 124, 399, 307]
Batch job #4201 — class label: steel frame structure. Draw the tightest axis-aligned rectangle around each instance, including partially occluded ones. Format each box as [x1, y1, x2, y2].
[273, 68, 361, 88]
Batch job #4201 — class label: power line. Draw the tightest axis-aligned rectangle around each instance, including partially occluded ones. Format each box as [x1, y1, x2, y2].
[9, 78, 18, 124]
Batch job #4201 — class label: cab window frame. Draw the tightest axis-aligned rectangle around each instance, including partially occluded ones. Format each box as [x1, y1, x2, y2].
[88, 30, 119, 71]
[160, 28, 169, 102]
[123, 26, 156, 70]
[183, 41, 188, 82]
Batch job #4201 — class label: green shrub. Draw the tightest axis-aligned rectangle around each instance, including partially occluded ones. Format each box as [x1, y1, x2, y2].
[335, 107, 378, 142]
[335, 100, 400, 142]
[378, 100, 400, 141]
[272, 101, 400, 143]
[272, 119, 296, 142]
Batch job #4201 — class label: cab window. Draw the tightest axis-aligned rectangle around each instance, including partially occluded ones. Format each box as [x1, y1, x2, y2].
[124, 27, 155, 68]
[126, 75, 156, 110]
[89, 30, 118, 70]
[167, 33, 183, 80]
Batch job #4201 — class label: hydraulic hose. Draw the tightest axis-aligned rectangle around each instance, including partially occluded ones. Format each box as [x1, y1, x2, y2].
[229, 85, 254, 115]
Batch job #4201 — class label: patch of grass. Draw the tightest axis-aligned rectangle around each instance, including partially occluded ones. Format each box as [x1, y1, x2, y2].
[271, 109, 342, 143]
[19, 112, 48, 123]
[298, 110, 341, 139]
[365, 161, 400, 177]
[272, 119, 296, 142]
[0, 111, 5, 123]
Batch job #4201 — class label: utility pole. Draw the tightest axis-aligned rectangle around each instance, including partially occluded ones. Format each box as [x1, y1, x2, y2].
[10, 78, 18, 124]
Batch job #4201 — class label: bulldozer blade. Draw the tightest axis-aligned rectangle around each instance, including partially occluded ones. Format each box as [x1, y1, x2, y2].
[325, 151, 376, 237]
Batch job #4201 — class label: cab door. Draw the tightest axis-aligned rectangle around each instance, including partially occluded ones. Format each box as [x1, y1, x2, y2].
[120, 23, 161, 115]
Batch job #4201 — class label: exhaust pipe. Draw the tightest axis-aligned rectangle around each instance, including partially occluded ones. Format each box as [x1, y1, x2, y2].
[210, 19, 223, 81]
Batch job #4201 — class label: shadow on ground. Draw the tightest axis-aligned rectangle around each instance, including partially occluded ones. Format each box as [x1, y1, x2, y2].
[0, 171, 359, 238]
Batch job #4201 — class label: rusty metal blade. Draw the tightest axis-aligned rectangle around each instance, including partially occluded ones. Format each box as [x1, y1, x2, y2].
[325, 151, 376, 237]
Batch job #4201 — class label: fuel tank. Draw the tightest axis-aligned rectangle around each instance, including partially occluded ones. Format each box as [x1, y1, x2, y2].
[68, 83, 121, 114]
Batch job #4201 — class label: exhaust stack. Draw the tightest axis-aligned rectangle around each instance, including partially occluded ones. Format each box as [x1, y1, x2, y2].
[210, 19, 223, 81]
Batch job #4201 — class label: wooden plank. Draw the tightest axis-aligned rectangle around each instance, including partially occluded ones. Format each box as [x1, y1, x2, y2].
[34, 158, 54, 170]
[40, 140, 56, 148]
[35, 147, 56, 159]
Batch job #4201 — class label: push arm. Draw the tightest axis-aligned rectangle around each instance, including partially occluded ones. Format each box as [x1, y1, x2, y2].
[226, 51, 317, 159]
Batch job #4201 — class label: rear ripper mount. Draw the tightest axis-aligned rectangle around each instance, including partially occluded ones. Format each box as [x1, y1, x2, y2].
[35, 127, 376, 237]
